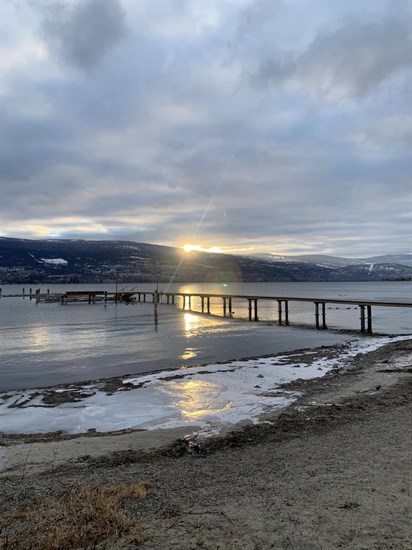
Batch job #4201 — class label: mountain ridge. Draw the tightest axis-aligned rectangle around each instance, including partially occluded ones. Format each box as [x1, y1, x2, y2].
[249, 252, 412, 268]
[0, 237, 411, 284]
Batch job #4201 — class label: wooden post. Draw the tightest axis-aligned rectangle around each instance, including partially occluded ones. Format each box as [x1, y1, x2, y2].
[367, 305, 373, 333]
[154, 295, 158, 329]
[182, 295, 186, 310]
[201, 296, 205, 312]
[0, 288, 2, 298]
[188, 295, 192, 310]
[284, 300, 289, 325]
[322, 303, 327, 329]
[315, 302, 320, 329]
[278, 300, 282, 325]
[228, 298, 232, 315]
[104, 291, 107, 305]
[22, 287, 25, 299]
[223, 297, 227, 316]
[35, 289, 40, 304]
[359, 305, 365, 332]
[88, 294, 91, 304]
[207, 296, 210, 313]
[172, 295, 175, 305]
[254, 299, 258, 321]
[248, 299, 252, 321]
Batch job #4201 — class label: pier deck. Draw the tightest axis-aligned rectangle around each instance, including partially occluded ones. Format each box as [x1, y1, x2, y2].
[1, 288, 411, 333]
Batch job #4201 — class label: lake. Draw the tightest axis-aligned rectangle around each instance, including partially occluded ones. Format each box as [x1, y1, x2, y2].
[0, 281, 410, 391]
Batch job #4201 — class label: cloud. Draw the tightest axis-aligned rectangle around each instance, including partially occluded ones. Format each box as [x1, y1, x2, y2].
[357, 116, 412, 148]
[1, 1, 411, 257]
[255, 10, 411, 99]
[39, 0, 126, 71]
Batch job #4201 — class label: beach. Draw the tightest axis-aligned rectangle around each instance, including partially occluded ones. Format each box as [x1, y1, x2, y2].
[1, 338, 411, 549]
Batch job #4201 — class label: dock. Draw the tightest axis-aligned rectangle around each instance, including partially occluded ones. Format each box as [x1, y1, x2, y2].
[1, 287, 411, 334]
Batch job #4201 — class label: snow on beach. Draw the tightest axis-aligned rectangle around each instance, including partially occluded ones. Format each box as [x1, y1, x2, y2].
[0, 336, 410, 437]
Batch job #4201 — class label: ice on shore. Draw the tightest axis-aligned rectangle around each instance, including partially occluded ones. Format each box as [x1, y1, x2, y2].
[0, 336, 409, 437]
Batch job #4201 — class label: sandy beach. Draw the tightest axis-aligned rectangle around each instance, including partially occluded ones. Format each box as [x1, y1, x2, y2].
[1, 338, 411, 549]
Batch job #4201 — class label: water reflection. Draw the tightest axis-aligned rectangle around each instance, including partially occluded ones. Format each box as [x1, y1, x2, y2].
[179, 347, 197, 360]
[183, 312, 200, 337]
[165, 379, 230, 419]
[29, 325, 50, 350]
[27, 322, 106, 356]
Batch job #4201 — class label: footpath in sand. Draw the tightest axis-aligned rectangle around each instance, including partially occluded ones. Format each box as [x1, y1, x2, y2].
[0, 338, 411, 549]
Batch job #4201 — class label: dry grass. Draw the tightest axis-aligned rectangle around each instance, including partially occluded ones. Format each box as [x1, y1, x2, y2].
[0, 481, 151, 549]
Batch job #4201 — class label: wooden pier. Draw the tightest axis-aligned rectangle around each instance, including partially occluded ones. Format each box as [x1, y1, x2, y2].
[1, 288, 411, 334]
[145, 291, 410, 334]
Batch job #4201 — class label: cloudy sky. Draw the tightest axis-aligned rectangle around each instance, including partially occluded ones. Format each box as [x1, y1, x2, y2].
[1, 0, 411, 257]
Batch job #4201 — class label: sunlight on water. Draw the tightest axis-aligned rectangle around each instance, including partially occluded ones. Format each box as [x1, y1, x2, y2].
[163, 379, 231, 419]
[179, 347, 198, 360]
[183, 312, 200, 337]
[30, 325, 51, 350]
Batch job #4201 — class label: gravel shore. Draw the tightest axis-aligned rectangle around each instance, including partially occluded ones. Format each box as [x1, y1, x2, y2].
[1, 338, 411, 549]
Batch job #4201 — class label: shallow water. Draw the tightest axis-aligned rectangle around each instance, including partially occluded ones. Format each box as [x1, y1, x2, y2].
[0, 282, 410, 391]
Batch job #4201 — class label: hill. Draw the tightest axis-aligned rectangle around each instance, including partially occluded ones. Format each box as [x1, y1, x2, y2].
[0, 237, 411, 284]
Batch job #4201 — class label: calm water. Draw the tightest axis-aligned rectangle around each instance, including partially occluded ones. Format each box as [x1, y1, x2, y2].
[0, 282, 410, 391]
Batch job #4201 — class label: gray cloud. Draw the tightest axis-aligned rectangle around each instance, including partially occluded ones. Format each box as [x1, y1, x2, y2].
[255, 11, 411, 99]
[360, 116, 412, 147]
[40, 0, 126, 71]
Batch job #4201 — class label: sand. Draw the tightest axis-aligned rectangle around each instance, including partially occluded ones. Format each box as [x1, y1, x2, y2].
[0, 338, 411, 549]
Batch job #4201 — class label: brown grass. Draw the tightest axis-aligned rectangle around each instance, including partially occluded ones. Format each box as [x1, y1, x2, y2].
[0, 481, 151, 549]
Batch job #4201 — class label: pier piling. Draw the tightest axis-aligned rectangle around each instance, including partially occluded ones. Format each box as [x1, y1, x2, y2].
[367, 305, 373, 333]
[322, 303, 327, 329]
[360, 305, 366, 332]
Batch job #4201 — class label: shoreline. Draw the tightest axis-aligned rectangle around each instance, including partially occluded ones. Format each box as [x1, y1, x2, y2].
[1, 335, 410, 444]
[1, 336, 410, 470]
[0, 338, 411, 548]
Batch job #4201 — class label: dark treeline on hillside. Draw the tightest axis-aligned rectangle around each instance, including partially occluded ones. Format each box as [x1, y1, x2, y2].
[1, 237, 412, 284]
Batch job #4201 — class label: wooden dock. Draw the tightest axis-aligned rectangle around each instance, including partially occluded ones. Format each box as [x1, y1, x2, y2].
[148, 291, 410, 334]
[1, 287, 411, 333]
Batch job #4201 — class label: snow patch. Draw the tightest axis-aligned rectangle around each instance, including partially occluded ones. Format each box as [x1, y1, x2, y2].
[40, 258, 68, 265]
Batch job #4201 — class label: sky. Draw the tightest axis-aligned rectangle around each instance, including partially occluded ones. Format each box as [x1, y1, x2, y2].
[1, 0, 411, 257]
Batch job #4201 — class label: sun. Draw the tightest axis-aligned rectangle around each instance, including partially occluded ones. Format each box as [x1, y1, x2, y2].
[182, 244, 223, 254]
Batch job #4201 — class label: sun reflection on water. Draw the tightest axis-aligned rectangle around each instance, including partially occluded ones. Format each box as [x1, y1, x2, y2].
[179, 347, 198, 360]
[163, 379, 231, 419]
[183, 312, 200, 337]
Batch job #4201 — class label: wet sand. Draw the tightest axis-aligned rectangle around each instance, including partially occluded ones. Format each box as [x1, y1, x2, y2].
[1, 338, 411, 549]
